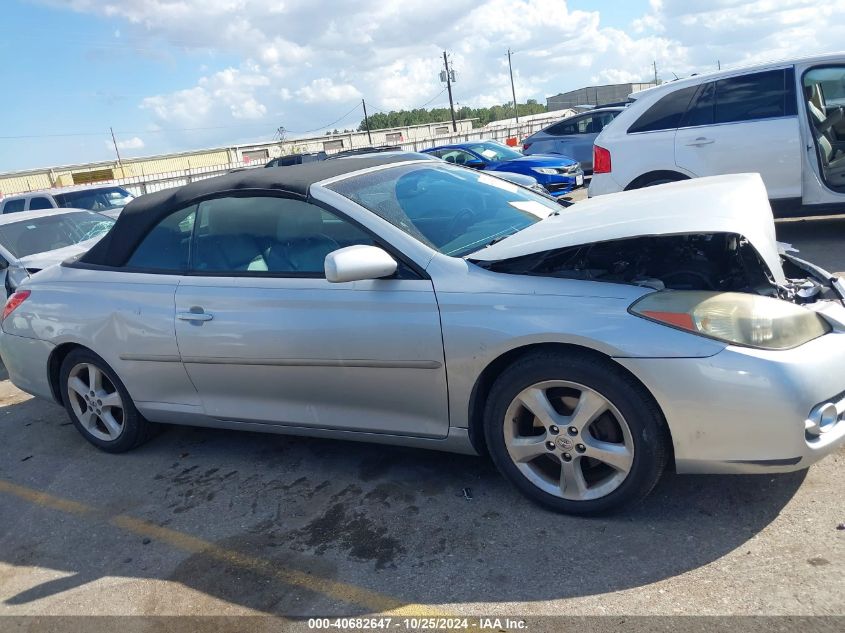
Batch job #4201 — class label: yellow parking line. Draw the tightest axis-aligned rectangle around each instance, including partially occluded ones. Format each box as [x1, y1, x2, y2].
[0, 478, 442, 616]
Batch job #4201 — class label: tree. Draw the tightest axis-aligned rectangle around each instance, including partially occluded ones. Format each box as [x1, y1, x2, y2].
[356, 100, 548, 131]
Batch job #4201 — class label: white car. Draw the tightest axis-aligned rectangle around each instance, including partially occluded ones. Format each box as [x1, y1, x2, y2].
[0, 209, 115, 295]
[589, 52, 845, 216]
[0, 185, 135, 219]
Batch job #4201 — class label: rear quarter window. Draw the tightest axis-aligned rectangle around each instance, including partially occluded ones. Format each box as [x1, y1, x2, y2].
[627, 86, 698, 133]
[28, 197, 54, 210]
[2, 199, 26, 214]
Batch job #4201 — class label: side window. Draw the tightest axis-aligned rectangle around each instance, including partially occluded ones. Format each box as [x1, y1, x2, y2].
[125, 205, 196, 271]
[714, 69, 796, 124]
[681, 82, 715, 127]
[546, 118, 579, 136]
[28, 197, 53, 210]
[627, 86, 698, 134]
[2, 199, 26, 214]
[191, 196, 377, 276]
[439, 149, 478, 165]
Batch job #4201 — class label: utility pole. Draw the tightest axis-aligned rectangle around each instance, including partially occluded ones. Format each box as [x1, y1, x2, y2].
[507, 49, 519, 123]
[443, 51, 457, 132]
[110, 127, 122, 165]
[362, 99, 372, 145]
[717, 60, 721, 70]
[653, 60, 658, 84]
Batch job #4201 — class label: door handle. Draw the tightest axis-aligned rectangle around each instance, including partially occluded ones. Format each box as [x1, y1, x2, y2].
[686, 137, 715, 146]
[177, 309, 213, 322]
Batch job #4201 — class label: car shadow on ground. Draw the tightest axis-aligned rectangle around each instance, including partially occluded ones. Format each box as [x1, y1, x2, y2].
[0, 394, 806, 616]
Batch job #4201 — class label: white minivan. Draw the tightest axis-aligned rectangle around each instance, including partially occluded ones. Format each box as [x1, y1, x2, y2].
[588, 52, 845, 216]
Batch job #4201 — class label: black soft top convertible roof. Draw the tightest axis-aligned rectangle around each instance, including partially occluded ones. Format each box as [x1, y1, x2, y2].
[79, 155, 412, 267]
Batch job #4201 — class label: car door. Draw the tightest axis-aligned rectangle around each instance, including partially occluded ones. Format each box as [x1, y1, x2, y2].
[173, 193, 450, 438]
[675, 68, 801, 201]
[532, 113, 612, 169]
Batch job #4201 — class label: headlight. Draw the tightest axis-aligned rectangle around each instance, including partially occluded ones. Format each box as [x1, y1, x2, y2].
[630, 291, 830, 350]
[532, 167, 558, 175]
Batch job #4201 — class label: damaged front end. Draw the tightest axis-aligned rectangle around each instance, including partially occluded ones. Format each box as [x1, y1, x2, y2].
[473, 231, 845, 307]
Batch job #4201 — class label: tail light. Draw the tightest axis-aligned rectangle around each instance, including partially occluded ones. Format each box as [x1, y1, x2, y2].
[593, 145, 612, 174]
[523, 142, 532, 152]
[3, 290, 30, 321]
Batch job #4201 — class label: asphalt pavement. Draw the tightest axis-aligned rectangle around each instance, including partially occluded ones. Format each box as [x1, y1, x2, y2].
[0, 189, 843, 626]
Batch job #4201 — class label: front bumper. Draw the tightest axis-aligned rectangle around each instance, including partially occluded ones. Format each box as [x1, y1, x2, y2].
[616, 328, 845, 474]
[0, 332, 56, 402]
[541, 170, 585, 196]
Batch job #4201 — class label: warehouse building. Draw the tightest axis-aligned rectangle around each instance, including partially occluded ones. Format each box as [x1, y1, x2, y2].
[0, 119, 475, 197]
[546, 82, 659, 111]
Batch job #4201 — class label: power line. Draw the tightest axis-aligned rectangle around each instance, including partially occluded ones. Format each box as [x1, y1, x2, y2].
[367, 87, 449, 115]
[286, 102, 363, 135]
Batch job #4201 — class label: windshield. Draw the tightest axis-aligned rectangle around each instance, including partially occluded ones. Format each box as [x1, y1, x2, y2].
[54, 186, 134, 212]
[466, 141, 523, 162]
[0, 211, 115, 258]
[327, 163, 558, 257]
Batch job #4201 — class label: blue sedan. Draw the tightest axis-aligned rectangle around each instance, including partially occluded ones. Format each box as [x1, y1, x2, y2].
[423, 141, 584, 196]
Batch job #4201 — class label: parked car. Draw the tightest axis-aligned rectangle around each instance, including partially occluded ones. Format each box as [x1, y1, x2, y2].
[325, 148, 563, 202]
[588, 52, 845, 216]
[521, 107, 624, 173]
[2, 158, 845, 515]
[0, 185, 135, 219]
[265, 152, 327, 167]
[0, 209, 115, 296]
[327, 146, 403, 159]
[422, 141, 584, 196]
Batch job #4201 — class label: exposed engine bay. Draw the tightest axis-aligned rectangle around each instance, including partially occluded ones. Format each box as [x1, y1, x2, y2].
[475, 232, 843, 305]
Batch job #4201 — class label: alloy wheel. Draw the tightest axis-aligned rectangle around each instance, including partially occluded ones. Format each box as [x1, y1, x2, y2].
[67, 363, 125, 442]
[503, 380, 634, 501]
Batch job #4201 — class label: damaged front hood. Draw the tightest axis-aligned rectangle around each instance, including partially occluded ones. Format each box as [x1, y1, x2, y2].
[470, 173, 786, 284]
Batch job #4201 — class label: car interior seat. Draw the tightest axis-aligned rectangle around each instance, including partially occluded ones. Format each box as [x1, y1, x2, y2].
[806, 84, 845, 185]
[194, 204, 265, 271]
[265, 204, 339, 273]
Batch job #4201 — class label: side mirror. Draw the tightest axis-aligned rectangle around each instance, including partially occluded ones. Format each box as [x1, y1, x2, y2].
[325, 245, 398, 283]
[464, 159, 485, 169]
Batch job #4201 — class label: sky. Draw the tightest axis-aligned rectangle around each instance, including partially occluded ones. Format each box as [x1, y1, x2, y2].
[1, 0, 843, 173]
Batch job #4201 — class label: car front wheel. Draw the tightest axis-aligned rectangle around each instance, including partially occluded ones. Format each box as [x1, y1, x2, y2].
[59, 349, 158, 453]
[484, 351, 668, 515]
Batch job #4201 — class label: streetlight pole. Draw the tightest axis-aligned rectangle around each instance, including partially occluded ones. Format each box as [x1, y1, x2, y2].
[507, 49, 519, 123]
[443, 51, 457, 132]
[362, 99, 372, 145]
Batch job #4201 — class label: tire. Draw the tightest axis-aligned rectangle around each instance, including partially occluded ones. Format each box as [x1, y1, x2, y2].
[483, 351, 668, 515]
[627, 173, 688, 190]
[59, 348, 158, 453]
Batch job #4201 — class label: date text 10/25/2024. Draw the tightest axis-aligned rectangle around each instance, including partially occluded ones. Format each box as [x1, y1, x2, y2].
[307, 618, 528, 630]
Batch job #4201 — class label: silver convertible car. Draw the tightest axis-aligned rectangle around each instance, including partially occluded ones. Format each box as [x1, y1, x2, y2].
[2, 156, 845, 514]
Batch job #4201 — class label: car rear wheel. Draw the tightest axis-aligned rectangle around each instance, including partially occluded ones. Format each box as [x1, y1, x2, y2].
[484, 351, 668, 515]
[60, 349, 158, 453]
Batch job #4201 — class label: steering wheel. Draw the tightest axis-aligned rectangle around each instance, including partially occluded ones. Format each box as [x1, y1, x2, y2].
[446, 207, 478, 241]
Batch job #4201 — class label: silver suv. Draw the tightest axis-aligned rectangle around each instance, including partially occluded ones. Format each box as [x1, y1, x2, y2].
[1, 185, 135, 218]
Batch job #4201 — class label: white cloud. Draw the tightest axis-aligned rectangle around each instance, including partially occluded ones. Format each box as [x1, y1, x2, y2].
[106, 136, 145, 151]
[297, 78, 361, 104]
[43, 0, 845, 147]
